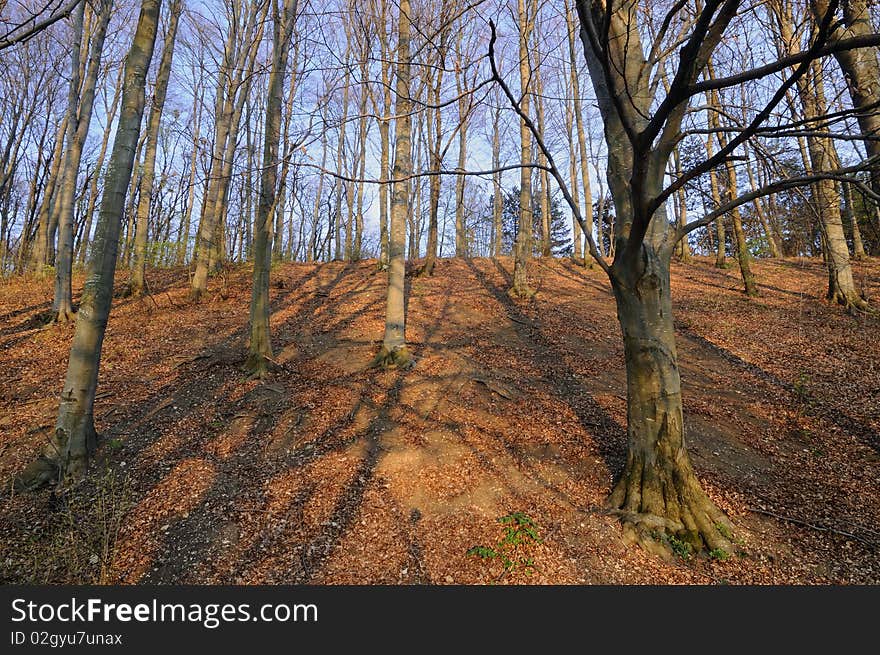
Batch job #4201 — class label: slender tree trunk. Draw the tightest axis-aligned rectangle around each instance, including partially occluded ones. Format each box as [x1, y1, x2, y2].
[30, 115, 68, 273]
[372, 0, 412, 369]
[246, 0, 297, 377]
[842, 182, 867, 259]
[492, 104, 503, 257]
[419, 26, 448, 276]
[704, 132, 727, 268]
[130, 0, 181, 297]
[54, 2, 112, 323]
[18, 0, 163, 488]
[565, 87, 583, 261]
[535, 63, 551, 257]
[565, 0, 594, 263]
[744, 145, 782, 258]
[376, 0, 392, 268]
[333, 44, 351, 261]
[511, 0, 535, 297]
[177, 79, 203, 265]
[191, 3, 266, 298]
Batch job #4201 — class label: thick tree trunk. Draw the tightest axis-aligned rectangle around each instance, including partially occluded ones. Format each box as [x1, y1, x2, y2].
[18, 0, 162, 488]
[820, 0, 880, 201]
[130, 0, 181, 297]
[608, 245, 733, 554]
[372, 0, 412, 369]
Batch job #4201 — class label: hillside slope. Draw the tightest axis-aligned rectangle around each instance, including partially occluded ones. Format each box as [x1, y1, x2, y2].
[1, 256, 878, 583]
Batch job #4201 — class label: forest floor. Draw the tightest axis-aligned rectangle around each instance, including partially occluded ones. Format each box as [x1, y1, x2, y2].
[1, 256, 879, 584]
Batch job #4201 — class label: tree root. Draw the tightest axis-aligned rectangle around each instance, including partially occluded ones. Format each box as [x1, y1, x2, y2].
[14, 424, 96, 491]
[369, 345, 414, 370]
[54, 307, 76, 324]
[243, 352, 275, 379]
[507, 284, 535, 300]
[606, 461, 735, 559]
[13, 455, 60, 491]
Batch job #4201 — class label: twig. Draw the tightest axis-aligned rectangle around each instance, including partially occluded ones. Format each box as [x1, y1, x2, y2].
[748, 507, 877, 549]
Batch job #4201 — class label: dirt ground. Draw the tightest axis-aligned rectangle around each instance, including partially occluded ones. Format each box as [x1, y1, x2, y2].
[1, 256, 878, 584]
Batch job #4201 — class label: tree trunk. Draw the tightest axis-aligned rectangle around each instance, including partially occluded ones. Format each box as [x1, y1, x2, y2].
[511, 0, 535, 297]
[608, 244, 734, 553]
[191, 3, 266, 299]
[130, 0, 181, 297]
[492, 104, 503, 257]
[842, 182, 867, 259]
[246, 0, 297, 378]
[535, 62, 551, 257]
[820, 0, 880, 202]
[18, 0, 162, 488]
[54, 2, 112, 323]
[30, 115, 68, 273]
[372, 0, 412, 369]
[744, 145, 782, 258]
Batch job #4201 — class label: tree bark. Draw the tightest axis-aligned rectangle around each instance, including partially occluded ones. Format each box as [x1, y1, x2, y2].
[30, 115, 68, 273]
[372, 0, 412, 369]
[491, 103, 504, 257]
[511, 0, 535, 297]
[129, 0, 181, 297]
[18, 0, 162, 488]
[246, 0, 297, 378]
[54, 1, 112, 322]
[609, 243, 733, 553]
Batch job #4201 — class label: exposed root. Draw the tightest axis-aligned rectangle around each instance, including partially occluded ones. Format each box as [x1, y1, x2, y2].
[507, 284, 535, 300]
[54, 307, 76, 324]
[14, 423, 97, 491]
[369, 345, 414, 370]
[606, 457, 735, 559]
[243, 352, 275, 379]
[13, 455, 60, 491]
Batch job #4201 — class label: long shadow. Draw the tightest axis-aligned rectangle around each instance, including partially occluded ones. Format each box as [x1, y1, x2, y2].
[103, 263, 385, 583]
[293, 375, 404, 583]
[676, 325, 879, 454]
[558, 255, 879, 453]
[466, 258, 628, 477]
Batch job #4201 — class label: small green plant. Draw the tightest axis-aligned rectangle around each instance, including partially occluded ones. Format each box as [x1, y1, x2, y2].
[666, 534, 693, 560]
[467, 511, 542, 579]
[709, 548, 730, 561]
[793, 373, 811, 408]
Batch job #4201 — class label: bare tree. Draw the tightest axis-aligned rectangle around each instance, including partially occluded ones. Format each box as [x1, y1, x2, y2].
[18, 0, 163, 487]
